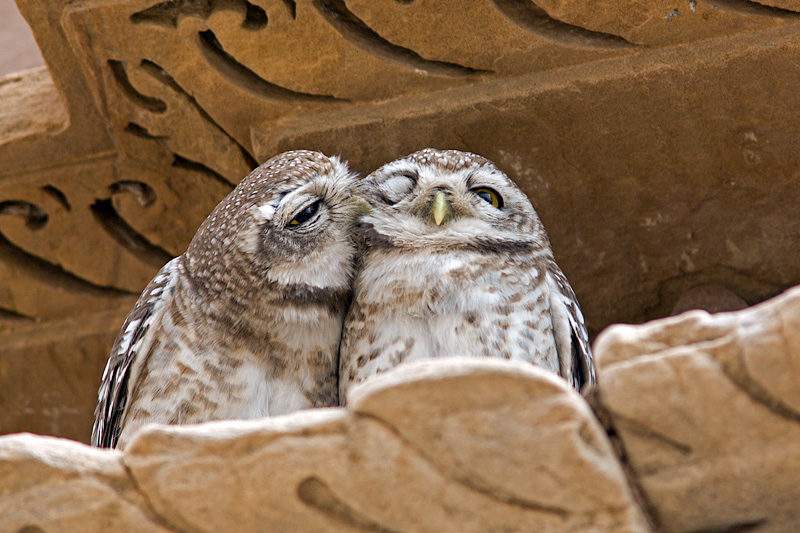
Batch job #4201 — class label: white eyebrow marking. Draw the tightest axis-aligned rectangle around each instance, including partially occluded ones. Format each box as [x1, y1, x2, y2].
[258, 203, 276, 219]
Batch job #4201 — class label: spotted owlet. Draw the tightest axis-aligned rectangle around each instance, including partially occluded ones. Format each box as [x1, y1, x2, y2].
[92, 151, 364, 449]
[339, 149, 594, 402]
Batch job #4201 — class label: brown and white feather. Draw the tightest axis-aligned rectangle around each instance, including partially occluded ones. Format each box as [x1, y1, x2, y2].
[93, 151, 361, 449]
[340, 149, 594, 402]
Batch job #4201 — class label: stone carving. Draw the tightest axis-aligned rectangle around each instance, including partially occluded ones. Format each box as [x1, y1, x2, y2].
[593, 285, 800, 532]
[4, 0, 800, 326]
[3, 0, 800, 445]
[0, 359, 649, 532]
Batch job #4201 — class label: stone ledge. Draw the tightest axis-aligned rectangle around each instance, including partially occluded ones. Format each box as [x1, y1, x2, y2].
[0, 359, 648, 532]
[594, 284, 800, 532]
[5, 285, 800, 530]
[0, 434, 169, 532]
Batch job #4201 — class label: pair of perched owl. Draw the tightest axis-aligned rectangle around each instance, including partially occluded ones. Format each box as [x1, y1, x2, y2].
[92, 149, 594, 449]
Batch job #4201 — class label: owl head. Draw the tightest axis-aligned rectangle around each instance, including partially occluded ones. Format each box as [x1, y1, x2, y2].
[361, 149, 550, 254]
[185, 150, 366, 303]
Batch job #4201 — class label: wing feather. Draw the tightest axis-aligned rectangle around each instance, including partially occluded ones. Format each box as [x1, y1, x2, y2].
[91, 258, 179, 448]
[546, 262, 595, 390]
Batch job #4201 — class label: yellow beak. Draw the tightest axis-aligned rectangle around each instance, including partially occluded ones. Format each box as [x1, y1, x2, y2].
[431, 191, 452, 226]
[350, 194, 372, 216]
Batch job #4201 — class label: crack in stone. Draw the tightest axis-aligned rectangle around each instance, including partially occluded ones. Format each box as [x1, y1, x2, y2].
[171, 154, 236, 190]
[313, 0, 487, 77]
[297, 476, 402, 533]
[0, 231, 137, 296]
[89, 198, 175, 269]
[0, 306, 36, 321]
[585, 387, 663, 533]
[40, 185, 72, 211]
[130, 0, 268, 30]
[121, 461, 193, 533]
[198, 29, 345, 102]
[356, 412, 572, 519]
[491, 0, 635, 49]
[709, 0, 800, 17]
[109, 60, 168, 113]
[608, 411, 693, 456]
[0, 200, 48, 230]
[686, 517, 767, 533]
[125, 122, 168, 140]
[718, 354, 800, 426]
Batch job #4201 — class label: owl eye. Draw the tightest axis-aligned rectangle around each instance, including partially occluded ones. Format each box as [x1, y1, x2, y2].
[288, 200, 321, 226]
[473, 187, 503, 208]
[378, 173, 416, 205]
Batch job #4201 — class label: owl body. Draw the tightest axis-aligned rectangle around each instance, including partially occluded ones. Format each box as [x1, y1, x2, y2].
[340, 149, 594, 401]
[93, 151, 360, 449]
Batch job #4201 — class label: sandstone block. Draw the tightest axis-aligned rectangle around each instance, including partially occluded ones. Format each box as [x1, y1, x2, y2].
[0, 68, 64, 144]
[0, 433, 169, 532]
[594, 285, 800, 532]
[124, 359, 648, 532]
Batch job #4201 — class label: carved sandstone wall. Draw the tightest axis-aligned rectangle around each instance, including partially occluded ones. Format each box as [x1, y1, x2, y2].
[1, 0, 799, 460]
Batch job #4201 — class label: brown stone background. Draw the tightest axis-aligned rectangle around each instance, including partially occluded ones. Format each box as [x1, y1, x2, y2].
[1, 0, 800, 445]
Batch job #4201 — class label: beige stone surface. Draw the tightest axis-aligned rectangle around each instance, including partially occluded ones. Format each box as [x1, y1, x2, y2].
[0, 360, 648, 531]
[593, 285, 800, 532]
[0, 68, 64, 144]
[124, 359, 648, 532]
[0, 433, 170, 532]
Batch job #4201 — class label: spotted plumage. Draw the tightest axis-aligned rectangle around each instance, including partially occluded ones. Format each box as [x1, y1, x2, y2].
[339, 149, 594, 402]
[93, 150, 363, 449]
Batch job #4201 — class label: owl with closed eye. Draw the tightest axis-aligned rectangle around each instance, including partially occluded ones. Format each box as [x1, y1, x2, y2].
[339, 149, 594, 402]
[93, 150, 365, 449]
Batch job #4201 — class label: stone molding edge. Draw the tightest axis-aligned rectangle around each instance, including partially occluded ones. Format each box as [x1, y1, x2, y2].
[0, 358, 649, 532]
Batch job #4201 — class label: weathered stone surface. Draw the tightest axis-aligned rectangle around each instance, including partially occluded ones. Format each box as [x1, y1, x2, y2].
[260, 25, 800, 335]
[669, 283, 749, 315]
[3, 1, 113, 172]
[593, 285, 800, 532]
[2, 0, 799, 331]
[0, 307, 131, 443]
[124, 359, 648, 532]
[0, 68, 64, 143]
[0, 433, 169, 532]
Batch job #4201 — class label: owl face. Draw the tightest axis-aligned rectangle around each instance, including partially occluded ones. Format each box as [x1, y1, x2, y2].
[361, 149, 547, 252]
[187, 150, 364, 294]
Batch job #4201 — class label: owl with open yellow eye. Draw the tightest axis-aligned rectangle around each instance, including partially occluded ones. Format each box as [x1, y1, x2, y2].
[339, 149, 594, 402]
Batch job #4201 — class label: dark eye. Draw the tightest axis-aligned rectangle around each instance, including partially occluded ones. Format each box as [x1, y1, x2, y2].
[473, 187, 503, 208]
[288, 200, 321, 226]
